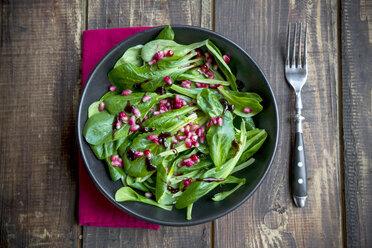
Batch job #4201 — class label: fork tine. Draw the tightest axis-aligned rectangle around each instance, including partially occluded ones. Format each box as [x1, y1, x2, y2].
[297, 23, 303, 67]
[286, 23, 291, 66]
[304, 23, 308, 68]
[291, 23, 297, 68]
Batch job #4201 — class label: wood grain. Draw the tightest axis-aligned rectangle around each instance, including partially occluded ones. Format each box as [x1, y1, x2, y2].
[341, 1, 372, 247]
[0, 0, 83, 247]
[214, 0, 343, 247]
[83, 1, 212, 247]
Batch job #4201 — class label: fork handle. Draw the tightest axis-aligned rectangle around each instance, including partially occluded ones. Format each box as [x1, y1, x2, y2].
[292, 118, 308, 207]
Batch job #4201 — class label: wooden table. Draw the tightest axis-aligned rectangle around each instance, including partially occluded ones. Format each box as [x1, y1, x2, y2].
[0, 1, 371, 247]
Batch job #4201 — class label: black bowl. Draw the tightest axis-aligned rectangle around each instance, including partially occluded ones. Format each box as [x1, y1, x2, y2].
[77, 25, 279, 226]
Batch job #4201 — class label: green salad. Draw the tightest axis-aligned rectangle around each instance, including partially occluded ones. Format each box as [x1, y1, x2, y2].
[83, 25, 267, 220]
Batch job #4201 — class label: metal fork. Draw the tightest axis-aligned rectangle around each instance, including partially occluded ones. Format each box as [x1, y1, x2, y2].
[285, 23, 308, 208]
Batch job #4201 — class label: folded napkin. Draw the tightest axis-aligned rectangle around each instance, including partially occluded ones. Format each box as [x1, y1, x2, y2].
[79, 27, 159, 230]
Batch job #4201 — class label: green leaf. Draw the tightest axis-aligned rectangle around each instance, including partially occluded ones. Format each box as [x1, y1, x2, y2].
[238, 129, 267, 164]
[90, 137, 126, 159]
[212, 176, 246, 201]
[88, 92, 116, 118]
[175, 156, 213, 173]
[175, 121, 247, 209]
[115, 187, 172, 211]
[104, 157, 125, 181]
[187, 204, 193, 220]
[234, 116, 256, 131]
[170, 84, 203, 98]
[156, 162, 177, 205]
[197, 89, 223, 118]
[218, 87, 263, 117]
[114, 44, 144, 67]
[206, 111, 235, 169]
[156, 25, 175, 40]
[206, 40, 237, 90]
[177, 74, 229, 86]
[229, 91, 262, 102]
[231, 158, 255, 174]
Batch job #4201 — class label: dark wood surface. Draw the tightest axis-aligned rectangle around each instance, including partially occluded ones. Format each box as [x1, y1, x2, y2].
[0, 0, 370, 247]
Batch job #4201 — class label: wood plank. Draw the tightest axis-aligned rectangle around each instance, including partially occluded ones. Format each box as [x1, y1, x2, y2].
[83, 1, 212, 247]
[0, 0, 83, 247]
[341, 1, 372, 247]
[214, 0, 343, 247]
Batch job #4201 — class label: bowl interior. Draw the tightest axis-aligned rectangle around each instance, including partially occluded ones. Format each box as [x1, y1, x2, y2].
[77, 26, 279, 226]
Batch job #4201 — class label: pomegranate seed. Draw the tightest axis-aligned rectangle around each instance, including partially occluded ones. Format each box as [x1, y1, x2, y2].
[132, 107, 141, 117]
[200, 126, 205, 134]
[206, 71, 215, 79]
[122, 89, 132, 95]
[147, 135, 158, 141]
[180, 127, 185, 133]
[179, 162, 186, 167]
[206, 56, 213, 65]
[217, 84, 224, 89]
[210, 84, 217, 89]
[165, 167, 169, 174]
[181, 80, 192, 89]
[130, 125, 140, 132]
[196, 50, 202, 58]
[191, 154, 199, 162]
[142, 115, 148, 121]
[129, 115, 136, 125]
[115, 121, 122, 130]
[154, 51, 164, 61]
[109, 85, 117, 92]
[144, 150, 152, 158]
[111, 154, 119, 161]
[177, 135, 186, 141]
[195, 82, 202, 88]
[153, 111, 160, 116]
[133, 150, 144, 157]
[190, 124, 199, 132]
[171, 137, 178, 144]
[185, 138, 192, 148]
[142, 95, 152, 102]
[207, 120, 213, 128]
[196, 128, 202, 137]
[193, 141, 200, 147]
[212, 64, 218, 70]
[111, 160, 123, 167]
[164, 76, 172, 85]
[145, 192, 153, 198]
[184, 158, 194, 167]
[223, 54, 231, 63]
[98, 102, 105, 112]
[211, 117, 217, 125]
[148, 59, 157, 66]
[243, 107, 253, 114]
[191, 135, 198, 142]
[159, 99, 167, 105]
[119, 112, 128, 123]
[183, 178, 193, 187]
[199, 135, 206, 143]
[201, 64, 209, 72]
[216, 116, 223, 126]
[166, 50, 174, 57]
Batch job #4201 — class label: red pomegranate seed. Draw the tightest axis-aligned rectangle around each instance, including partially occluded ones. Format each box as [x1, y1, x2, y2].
[183, 178, 193, 187]
[153, 111, 160, 116]
[190, 124, 199, 132]
[164, 76, 172, 85]
[142, 115, 148, 121]
[115, 121, 122, 130]
[243, 107, 252, 114]
[132, 107, 141, 117]
[217, 84, 224, 89]
[210, 84, 217, 89]
[196, 49, 202, 58]
[195, 128, 202, 137]
[122, 89, 132, 95]
[98, 102, 105, 112]
[177, 135, 186, 141]
[148, 59, 157, 66]
[119, 112, 128, 123]
[130, 125, 140, 132]
[193, 141, 200, 147]
[201, 64, 209, 72]
[109, 85, 117, 92]
[223, 54, 231, 63]
[211, 117, 217, 125]
[147, 135, 158, 141]
[191, 154, 199, 162]
[171, 137, 178, 144]
[133, 150, 144, 157]
[166, 50, 174, 57]
[195, 82, 202, 88]
[216, 116, 223, 126]
[154, 51, 164, 61]
[179, 161, 186, 167]
[142, 95, 152, 102]
[144, 150, 152, 158]
[111, 154, 119, 161]
[206, 71, 215, 79]
[207, 120, 213, 128]
[206, 56, 213, 65]
[191, 135, 198, 142]
[199, 135, 206, 143]
[111, 160, 123, 167]
[129, 115, 136, 125]
[184, 158, 194, 167]
[185, 138, 192, 148]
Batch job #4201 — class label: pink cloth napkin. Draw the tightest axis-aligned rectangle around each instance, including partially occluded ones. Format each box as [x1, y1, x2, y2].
[79, 27, 159, 230]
